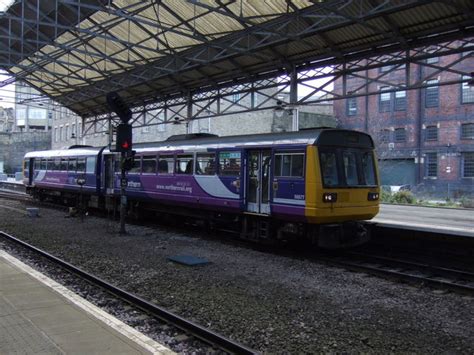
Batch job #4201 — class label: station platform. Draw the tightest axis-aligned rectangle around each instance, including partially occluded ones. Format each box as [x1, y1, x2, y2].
[373, 204, 474, 238]
[0, 250, 173, 354]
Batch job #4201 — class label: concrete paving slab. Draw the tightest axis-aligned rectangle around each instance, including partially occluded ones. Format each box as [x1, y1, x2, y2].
[0, 250, 175, 354]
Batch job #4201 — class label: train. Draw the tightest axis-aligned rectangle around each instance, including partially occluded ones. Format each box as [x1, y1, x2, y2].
[23, 128, 380, 248]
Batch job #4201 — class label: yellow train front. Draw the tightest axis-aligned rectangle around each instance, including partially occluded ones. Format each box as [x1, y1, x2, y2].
[303, 130, 379, 248]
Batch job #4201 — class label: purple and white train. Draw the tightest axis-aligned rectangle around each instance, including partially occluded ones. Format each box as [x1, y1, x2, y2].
[23, 129, 380, 248]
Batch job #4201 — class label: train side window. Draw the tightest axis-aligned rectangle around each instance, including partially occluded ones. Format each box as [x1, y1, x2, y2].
[158, 155, 174, 174]
[274, 152, 304, 178]
[52, 158, 60, 171]
[39, 159, 46, 170]
[86, 157, 96, 174]
[34, 159, 41, 170]
[142, 155, 157, 174]
[320, 151, 339, 187]
[176, 154, 194, 175]
[60, 158, 68, 171]
[196, 153, 215, 175]
[68, 158, 77, 172]
[219, 151, 241, 176]
[129, 156, 141, 174]
[77, 158, 86, 173]
[47, 159, 54, 171]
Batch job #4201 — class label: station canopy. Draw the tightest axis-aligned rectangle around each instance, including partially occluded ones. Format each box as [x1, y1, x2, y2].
[1, 0, 473, 119]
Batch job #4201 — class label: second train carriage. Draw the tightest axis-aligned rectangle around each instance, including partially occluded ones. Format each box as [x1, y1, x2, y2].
[23, 129, 380, 248]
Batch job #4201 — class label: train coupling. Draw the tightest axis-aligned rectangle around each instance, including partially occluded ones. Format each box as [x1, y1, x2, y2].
[317, 222, 371, 249]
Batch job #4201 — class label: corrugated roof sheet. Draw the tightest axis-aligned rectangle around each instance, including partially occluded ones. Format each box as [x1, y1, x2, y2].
[0, 0, 473, 117]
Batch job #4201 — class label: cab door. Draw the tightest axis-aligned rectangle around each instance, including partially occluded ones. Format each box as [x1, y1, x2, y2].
[246, 150, 271, 214]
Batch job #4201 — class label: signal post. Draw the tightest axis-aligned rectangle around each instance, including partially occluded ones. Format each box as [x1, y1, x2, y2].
[106, 92, 133, 235]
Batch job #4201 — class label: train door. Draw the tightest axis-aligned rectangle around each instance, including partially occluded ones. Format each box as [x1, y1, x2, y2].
[104, 154, 115, 194]
[246, 150, 271, 214]
[28, 159, 34, 185]
[23, 158, 34, 185]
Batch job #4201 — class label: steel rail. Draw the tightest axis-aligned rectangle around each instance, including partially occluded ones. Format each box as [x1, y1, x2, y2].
[323, 252, 474, 295]
[0, 231, 257, 355]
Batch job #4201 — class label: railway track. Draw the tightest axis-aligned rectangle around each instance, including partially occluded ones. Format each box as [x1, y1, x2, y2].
[0, 231, 257, 354]
[323, 251, 474, 295]
[3, 190, 473, 297]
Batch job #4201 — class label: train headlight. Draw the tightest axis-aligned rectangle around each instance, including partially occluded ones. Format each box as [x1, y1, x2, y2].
[323, 193, 337, 203]
[368, 192, 379, 201]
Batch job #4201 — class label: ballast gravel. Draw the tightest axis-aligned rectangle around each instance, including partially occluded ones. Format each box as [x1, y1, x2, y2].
[0, 198, 473, 353]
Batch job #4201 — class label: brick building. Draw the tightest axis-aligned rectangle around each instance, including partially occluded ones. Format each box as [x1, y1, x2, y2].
[334, 52, 474, 199]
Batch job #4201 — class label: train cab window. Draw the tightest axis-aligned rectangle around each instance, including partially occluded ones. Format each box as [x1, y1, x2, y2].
[196, 153, 215, 175]
[142, 155, 157, 174]
[219, 152, 241, 176]
[129, 156, 141, 174]
[60, 158, 68, 171]
[176, 154, 194, 175]
[274, 152, 304, 178]
[361, 151, 377, 186]
[68, 158, 77, 172]
[158, 155, 174, 174]
[342, 151, 359, 185]
[23, 160, 29, 173]
[77, 158, 86, 173]
[86, 157, 96, 174]
[320, 151, 339, 187]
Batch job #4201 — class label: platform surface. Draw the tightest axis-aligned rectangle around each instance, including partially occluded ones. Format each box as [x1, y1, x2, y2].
[0, 250, 174, 354]
[373, 204, 474, 237]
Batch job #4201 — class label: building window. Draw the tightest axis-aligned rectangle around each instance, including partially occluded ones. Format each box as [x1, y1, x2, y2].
[54, 127, 58, 142]
[346, 97, 357, 116]
[462, 152, 474, 178]
[59, 126, 63, 141]
[461, 75, 474, 103]
[394, 90, 406, 111]
[425, 126, 438, 141]
[231, 92, 241, 103]
[379, 87, 391, 112]
[394, 128, 406, 142]
[425, 152, 437, 177]
[461, 123, 474, 139]
[425, 79, 439, 107]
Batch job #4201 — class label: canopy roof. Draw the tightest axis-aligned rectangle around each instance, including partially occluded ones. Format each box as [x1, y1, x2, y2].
[1, 0, 473, 118]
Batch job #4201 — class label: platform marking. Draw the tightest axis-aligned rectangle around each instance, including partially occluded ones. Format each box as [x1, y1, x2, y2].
[0, 250, 175, 355]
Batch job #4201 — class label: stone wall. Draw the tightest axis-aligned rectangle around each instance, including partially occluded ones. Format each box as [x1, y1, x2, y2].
[0, 132, 51, 173]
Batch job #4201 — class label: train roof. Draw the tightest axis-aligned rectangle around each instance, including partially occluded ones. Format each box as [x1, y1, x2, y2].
[24, 146, 103, 159]
[24, 129, 374, 158]
[130, 128, 374, 153]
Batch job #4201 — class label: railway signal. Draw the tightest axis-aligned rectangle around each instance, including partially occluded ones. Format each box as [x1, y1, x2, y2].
[115, 123, 133, 152]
